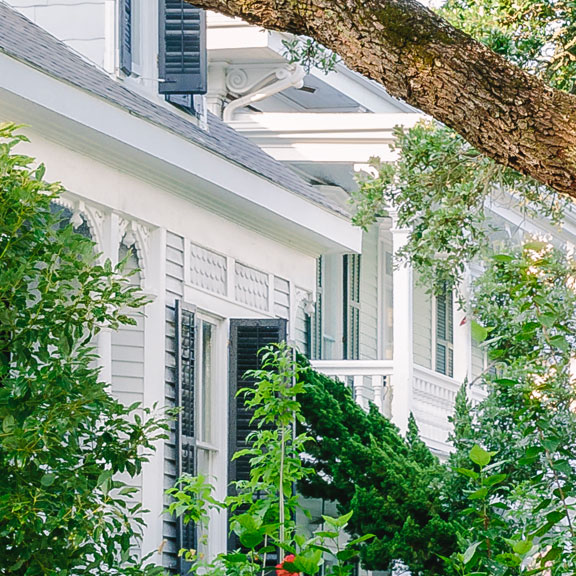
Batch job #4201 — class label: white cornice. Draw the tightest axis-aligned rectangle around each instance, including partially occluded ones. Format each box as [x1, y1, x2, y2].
[0, 51, 361, 255]
[228, 112, 424, 163]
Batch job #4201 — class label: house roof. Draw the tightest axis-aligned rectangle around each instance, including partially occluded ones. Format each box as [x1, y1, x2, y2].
[0, 1, 349, 217]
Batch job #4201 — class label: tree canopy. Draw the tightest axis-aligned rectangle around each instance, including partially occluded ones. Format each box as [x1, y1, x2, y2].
[190, 0, 576, 197]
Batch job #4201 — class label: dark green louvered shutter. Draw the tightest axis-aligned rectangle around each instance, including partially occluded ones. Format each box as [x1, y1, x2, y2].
[159, 0, 207, 94]
[435, 286, 454, 377]
[312, 257, 324, 360]
[176, 302, 197, 571]
[119, 0, 132, 74]
[228, 319, 287, 548]
[343, 254, 361, 360]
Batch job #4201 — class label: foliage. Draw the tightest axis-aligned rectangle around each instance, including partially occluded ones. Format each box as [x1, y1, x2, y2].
[349, 0, 574, 292]
[169, 344, 371, 576]
[349, 122, 565, 292]
[281, 36, 339, 74]
[0, 124, 167, 575]
[298, 363, 459, 576]
[440, 0, 576, 93]
[445, 243, 576, 574]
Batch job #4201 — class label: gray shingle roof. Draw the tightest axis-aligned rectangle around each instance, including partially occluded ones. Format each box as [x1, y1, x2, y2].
[0, 1, 349, 217]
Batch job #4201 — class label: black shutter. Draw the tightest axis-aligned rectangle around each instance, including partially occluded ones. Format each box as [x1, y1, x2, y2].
[312, 257, 323, 360]
[176, 302, 196, 572]
[228, 319, 287, 551]
[343, 254, 361, 360]
[159, 0, 207, 94]
[228, 319, 287, 486]
[435, 286, 454, 377]
[119, 0, 132, 74]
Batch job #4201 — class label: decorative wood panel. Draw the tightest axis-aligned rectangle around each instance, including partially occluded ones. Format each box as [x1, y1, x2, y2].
[235, 262, 269, 311]
[189, 242, 227, 295]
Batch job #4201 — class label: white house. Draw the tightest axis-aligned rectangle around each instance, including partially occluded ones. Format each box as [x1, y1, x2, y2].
[0, 3, 362, 570]
[201, 14, 576, 454]
[2, 1, 576, 574]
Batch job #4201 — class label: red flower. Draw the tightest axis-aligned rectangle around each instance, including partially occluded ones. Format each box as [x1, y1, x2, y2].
[276, 554, 299, 576]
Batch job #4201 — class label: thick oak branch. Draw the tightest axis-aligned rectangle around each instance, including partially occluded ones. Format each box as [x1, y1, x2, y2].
[192, 0, 576, 196]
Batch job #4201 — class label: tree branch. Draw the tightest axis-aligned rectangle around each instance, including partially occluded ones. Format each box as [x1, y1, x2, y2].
[192, 0, 576, 196]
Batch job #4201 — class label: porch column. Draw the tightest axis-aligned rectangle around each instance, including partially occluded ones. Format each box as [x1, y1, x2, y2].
[390, 214, 413, 435]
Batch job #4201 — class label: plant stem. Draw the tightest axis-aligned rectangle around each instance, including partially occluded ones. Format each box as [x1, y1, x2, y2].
[279, 422, 286, 562]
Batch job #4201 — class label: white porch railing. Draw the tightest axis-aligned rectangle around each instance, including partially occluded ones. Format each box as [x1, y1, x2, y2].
[412, 366, 462, 453]
[413, 366, 487, 454]
[311, 360, 486, 455]
[310, 360, 394, 415]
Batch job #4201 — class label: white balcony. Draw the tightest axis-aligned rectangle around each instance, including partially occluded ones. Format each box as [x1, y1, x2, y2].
[310, 359, 394, 416]
[311, 360, 486, 455]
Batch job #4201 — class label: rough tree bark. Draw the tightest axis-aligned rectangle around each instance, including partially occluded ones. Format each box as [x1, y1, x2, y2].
[191, 0, 576, 197]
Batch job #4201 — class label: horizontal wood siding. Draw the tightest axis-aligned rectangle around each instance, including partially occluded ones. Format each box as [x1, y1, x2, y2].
[163, 232, 185, 573]
[111, 245, 144, 558]
[274, 276, 290, 319]
[413, 275, 432, 369]
[295, 290, 311, 357]
[359, 227, 379, 360]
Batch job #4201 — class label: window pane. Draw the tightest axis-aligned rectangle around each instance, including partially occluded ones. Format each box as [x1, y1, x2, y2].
[200, 321, 213, 443]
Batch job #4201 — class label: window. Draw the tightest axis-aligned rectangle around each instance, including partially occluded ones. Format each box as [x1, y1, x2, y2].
[174, 304, 219, 572]
[434, 285, 454, 377]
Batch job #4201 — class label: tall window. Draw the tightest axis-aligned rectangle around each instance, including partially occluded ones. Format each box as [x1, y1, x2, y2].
[435, 285, 454, 377]
[174, 305, 218, 573]
[196, 318, 216, 474]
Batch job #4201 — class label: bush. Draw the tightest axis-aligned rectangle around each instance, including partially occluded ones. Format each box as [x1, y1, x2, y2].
[0, 124, 166, 575]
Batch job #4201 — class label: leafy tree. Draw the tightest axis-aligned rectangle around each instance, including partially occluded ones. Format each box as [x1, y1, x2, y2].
[0, 124, 167, 575]
[350, 123, 565, 290]
[446, 243, 576, 574]
[298, 363, 459, 576]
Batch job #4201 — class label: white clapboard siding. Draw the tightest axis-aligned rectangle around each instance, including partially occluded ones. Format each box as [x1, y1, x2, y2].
[163, 231, 185, 572]
[413, 274, 433, 369]
[111, 243, 145, 557]
[295, 289, 311, 356]
[274, 276, 290, 319]
[359, 226, 379, 360]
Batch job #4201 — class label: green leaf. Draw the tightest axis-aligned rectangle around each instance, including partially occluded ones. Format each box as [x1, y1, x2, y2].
[541, 547, 562, 562]
[290, 549, 323, 575]
[493, 254, 514, 262]
[40, 474, 56, 487]
[467, 487, 489, 500]
[549, 334, 569, 352]
[463, 541, 480, 564]
[471, 320, 488, 343]
[347, 533, 375, 546]
[524, 241, 548, 251]
[455, 467, 479, 480]
[469, 444, 491, 467]
[542, 437, 560, 452]
[482, 473, 507, 486]
[2, 414, 15, 433]
[512, 540, 532, 556]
